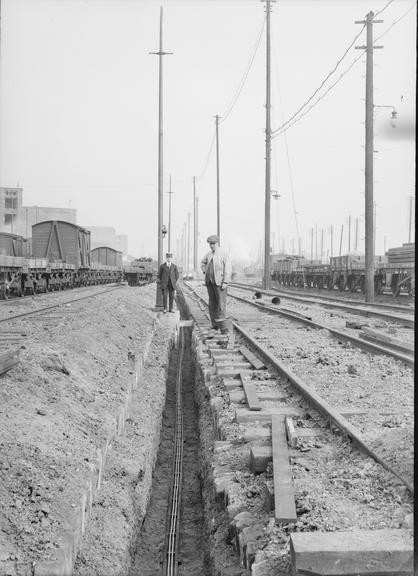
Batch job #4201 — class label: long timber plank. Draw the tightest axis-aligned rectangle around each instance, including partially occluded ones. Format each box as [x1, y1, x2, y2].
[238, 345, 265, 369]
[271, 414, 297, 524]
[239, 372, 261, 411]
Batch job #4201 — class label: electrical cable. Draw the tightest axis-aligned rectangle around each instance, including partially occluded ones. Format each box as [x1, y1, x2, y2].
[272, 49, 365, 139]
[374, 0, 416, 42]
[374, 0, 396, 17]
[271, 23, 366, 137]
[219, 15, 266, 124]
[272, 1, 415, 139]
[196, 130, 216, 181]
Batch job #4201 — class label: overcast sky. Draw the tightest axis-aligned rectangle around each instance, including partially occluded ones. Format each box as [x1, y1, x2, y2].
[0, 0, 415, 262]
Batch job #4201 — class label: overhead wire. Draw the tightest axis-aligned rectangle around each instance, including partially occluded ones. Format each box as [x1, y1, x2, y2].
[271, 23, 366, 137]
[272, 0, 415, 139]
[219, 15, 266, 124]
[272, 49, 366, 139]
[194, 15, 265, 183]
[374, 0, 396, 17]
[374, 0, 416, 42]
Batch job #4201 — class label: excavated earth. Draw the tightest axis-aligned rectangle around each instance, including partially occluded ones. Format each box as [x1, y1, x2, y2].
[0, 284, 176, 576]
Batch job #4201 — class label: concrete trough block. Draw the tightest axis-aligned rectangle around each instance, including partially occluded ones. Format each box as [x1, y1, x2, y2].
[235, 407, 305, 424]
[290, 529, 414, 575]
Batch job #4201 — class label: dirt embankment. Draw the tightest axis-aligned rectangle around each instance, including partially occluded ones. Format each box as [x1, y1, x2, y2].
[0, 284, 177, 576]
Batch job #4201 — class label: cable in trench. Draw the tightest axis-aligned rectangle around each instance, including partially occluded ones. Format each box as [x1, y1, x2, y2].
[161, 326, 184, 576]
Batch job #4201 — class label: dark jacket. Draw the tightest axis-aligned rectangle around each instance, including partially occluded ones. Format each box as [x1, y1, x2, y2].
[158, 262, 179, 289]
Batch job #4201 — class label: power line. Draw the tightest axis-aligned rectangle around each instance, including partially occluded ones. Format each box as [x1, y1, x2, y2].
[271, 23, 366, 137]
[219, 15, 266, 124]
[374, 0, 396, 17]
[196, 129, 216, 181]
[272, 50, 365, 138]
[374, 0, 416, 42]
[272, 2, 415, 139]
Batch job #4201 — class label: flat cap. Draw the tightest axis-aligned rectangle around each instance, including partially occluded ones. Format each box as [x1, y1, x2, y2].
[166, 252, 173, 257]
[207, 234, 219, 243]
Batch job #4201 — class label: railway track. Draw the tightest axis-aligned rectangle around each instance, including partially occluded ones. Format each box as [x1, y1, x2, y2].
[228, 286, 413, 366]
[232, 281, 414, 325]
[179, 281, 413, 573]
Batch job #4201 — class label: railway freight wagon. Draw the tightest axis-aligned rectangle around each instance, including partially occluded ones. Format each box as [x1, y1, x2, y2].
[0, 232, 25, 257]
[90, 246, 123, 283]
[124, 258, 157, 285]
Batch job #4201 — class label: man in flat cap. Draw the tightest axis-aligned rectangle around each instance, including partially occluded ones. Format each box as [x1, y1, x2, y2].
[201, 235, 231, 331]
[158, 252, 179, 313]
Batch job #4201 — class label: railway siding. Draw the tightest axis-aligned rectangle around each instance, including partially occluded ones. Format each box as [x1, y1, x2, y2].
[182, 282, 413, 575]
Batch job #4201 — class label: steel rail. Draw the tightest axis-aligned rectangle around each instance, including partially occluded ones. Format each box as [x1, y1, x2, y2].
[162, 327, 184, 576]
[0, 282, 153, 324]
[181, 282, 413, 494]
[228, 291, 414, 367]
[230, 282, 415, 320]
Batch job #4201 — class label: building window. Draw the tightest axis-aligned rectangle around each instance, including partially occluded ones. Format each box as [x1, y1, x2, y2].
[5, 197, 18, 209]
[4, 214, 14, 224]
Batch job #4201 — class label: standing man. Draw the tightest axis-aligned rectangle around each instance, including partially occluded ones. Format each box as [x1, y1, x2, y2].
[201, 235, 231, 331]
[158, 252, 179, 313]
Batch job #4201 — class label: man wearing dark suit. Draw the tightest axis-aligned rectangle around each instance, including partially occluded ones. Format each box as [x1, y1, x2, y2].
[158, 252, 179, 313]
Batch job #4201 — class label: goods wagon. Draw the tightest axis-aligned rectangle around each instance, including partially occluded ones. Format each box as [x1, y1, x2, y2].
[124, 258, 157, 285]
[0, 232, 25, 257]
[32, 220, 91, 269]
[91, 246, 123, 268]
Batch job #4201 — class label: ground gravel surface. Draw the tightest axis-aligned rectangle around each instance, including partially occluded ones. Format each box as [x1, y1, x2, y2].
[0, 283, 175, 576]
[183, 283, 413, 575]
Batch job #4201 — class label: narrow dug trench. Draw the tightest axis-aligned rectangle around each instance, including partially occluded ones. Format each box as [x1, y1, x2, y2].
[129, 324, 206, 575]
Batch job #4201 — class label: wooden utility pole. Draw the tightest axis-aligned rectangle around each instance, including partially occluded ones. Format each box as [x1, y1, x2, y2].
[330, 225, 334, 257]
[150, 6, 172, 305]
[355, 218, 359, 251]
[187, 212, 191, 277]
[356, 11, 383, 302]
[215, 115, 221, 241]
[348, 215, 351, 253]
[310, 228, 313, 263]
[408, 196, 413, 243]
[315, 224, 318, 260]
[339, 225, 344, 257]
[320, 229, 324, 261]
[193, 176, 197, 275]
[167, 175, 173, 253]
[262, 0, 274, 289]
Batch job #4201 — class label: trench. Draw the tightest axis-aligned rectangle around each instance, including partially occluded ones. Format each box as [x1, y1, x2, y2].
[128, 323, 206, 575]
[129, 296, 243, 576]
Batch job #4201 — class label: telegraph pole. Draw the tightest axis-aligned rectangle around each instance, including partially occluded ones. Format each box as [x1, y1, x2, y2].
[193, 176, 198, 275]
[150, 6, 172, 306]
[215, 115, 221, 241]
[348, 215, 351, 253]
[167, 175, 174, 253]
[263, 0, 274, 289]
[187, 212, 191, 277]
[356, 11, 383, 302]
[408, 196, 413, 243]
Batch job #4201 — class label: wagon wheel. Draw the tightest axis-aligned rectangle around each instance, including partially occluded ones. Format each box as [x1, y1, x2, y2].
[391, 275, 400, 297]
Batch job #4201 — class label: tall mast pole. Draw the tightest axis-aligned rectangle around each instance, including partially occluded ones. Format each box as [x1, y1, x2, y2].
[193, 176, 197, 275]
[215, 115, 221, 241]
[263, 0, 274, 289]
[187, 212, 191, 277]
[168, 175, 173, 253]
[356, 11, 382, 302]
[150, 6, 172, 305]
